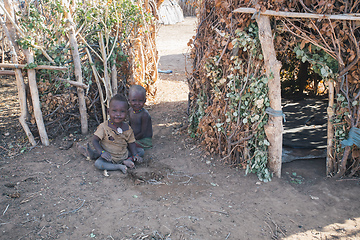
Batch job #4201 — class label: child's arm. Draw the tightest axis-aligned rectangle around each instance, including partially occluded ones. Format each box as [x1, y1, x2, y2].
[128, 142, 143, 163]
[92, 135, 111, 161]
[135, 113, 152, 140]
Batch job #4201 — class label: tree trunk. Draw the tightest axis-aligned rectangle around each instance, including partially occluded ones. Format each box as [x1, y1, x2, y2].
[256, 15, 283, 178]
[3, 0, 36, 146]
[64, 1, 88, 134]
[24, 49, 49, 146]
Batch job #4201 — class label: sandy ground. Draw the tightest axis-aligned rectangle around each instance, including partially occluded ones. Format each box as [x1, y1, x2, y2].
[1, 17, 360, 240]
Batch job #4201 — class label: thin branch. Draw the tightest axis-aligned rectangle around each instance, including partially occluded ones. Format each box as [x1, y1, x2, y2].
[299, 0, 314, 13]
[78, 34, 103, 61]
[310, 19, 333, 55]
[57, 198, 85, 217]
[282, 19, 337, 60]
[107, 0, 120, 59]
[327, 19, 344, 67]
[339, 23, 360, 76]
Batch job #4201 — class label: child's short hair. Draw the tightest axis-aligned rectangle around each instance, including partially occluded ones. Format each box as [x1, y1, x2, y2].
[110, 94, 129, 108]
[129, 85, 146, 97]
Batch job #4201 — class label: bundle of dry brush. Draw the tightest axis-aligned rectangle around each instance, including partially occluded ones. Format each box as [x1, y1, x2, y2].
[188, 0, 360, 179]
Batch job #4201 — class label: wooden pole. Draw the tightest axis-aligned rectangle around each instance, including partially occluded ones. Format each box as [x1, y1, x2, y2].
[0, 70, 15, 75]
[326, 79, 335, 175]
[233, 8, 360, 21]
[256, 15, 283, 178]
[99, 32, 112, 106]
[0, 63, 67, 70]
[24, 49, 50, 146]
[2, 0, 36, 146]
[64, 0, 88, 134]
[85, 47, 107, 121]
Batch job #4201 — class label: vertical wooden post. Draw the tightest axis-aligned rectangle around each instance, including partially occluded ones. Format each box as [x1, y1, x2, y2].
[24, 49, 50, 146]
[326, 79, 335, 175]
[256, 15, 283, 178]
[64, 0, 88, 134]
[99, 32, 112, 107]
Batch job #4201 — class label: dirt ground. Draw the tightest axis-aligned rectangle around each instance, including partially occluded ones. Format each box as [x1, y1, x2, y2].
[1, 17, 360, 240]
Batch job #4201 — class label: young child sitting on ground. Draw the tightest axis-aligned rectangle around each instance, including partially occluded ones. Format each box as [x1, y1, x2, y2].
[128, 85, 153, 150]
[78, 94, 142, 173]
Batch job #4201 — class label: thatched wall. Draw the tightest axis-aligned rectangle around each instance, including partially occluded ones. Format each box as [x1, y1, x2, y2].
[188, 0, 360, 180]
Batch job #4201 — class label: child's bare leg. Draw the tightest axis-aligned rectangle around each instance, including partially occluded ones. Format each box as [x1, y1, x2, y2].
[94, 158, 127, 173]
[76, 143, 89, 158]
[136, 147, 145, 158]
[87, 143, 100, 159]
[127, 146, 145, 158]
[76, 143, 100, 160]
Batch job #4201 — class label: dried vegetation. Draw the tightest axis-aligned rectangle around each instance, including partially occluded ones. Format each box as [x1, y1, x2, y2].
[188, 0, 360, 179]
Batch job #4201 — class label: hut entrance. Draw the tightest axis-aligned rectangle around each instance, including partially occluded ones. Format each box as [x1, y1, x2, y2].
[281, 60, 328, 163]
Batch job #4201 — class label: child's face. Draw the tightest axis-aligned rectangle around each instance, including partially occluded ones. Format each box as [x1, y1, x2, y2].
[129, 91, 146, 111]
[108, 100, 128, 124]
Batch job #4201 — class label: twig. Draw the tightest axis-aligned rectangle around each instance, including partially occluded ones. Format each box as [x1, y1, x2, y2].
[299, 0, 313, 13]
[264, 220, 274, 237]
[336, 178, 360, 181]
[18, 230, 35, 240]
[37, 225, 46, 235]
[282, 18, 337, 60]
[271, 219, 286, 237]
[44, 159, 53, 164]
[146, 179, 165, 185]
[0, 145, 9, 151]
[21, 191, 42, 204]
[63, 160, 71, 165]
[203, 208, 229, 216]
[57, 199, 85, 217]
[339, 23, 360, 76]
[179, 175, 193, 184]
[175, 216, 199, 221]
[215, 38, 231, 65]
[3, 204, 9, 215]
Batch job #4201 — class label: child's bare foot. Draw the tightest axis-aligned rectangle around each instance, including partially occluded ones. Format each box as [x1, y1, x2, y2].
[123, 158, 135, 169]
[135, 158, 144, 164]
[76, 143, 90, 160]
[118, 164, 127, 174]
[133, 155, 144, 164]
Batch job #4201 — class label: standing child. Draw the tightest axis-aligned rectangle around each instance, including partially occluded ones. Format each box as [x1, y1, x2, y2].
[128, 85, 153, 151]
[78, 94, 142, 173]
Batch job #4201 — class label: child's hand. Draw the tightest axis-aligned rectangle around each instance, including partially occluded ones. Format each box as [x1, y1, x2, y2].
[101, 151, 112, 162]
[133, 154, 143, 164]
